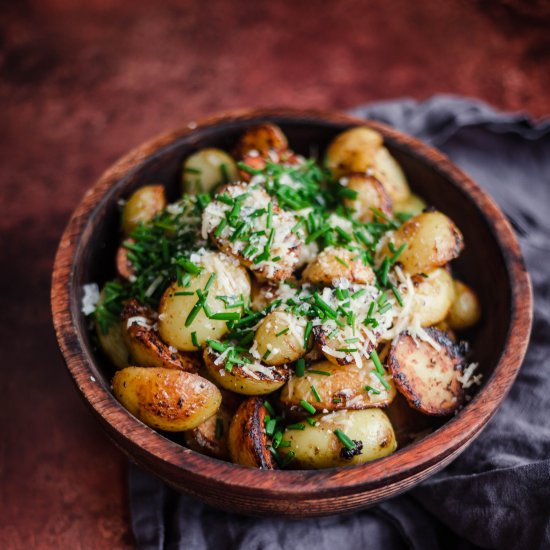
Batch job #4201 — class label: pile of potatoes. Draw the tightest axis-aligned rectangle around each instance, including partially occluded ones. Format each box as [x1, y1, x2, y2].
[96, 124, 481, 470]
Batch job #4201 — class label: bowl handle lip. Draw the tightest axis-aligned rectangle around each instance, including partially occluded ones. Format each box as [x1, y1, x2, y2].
[51, 108, 533, 497]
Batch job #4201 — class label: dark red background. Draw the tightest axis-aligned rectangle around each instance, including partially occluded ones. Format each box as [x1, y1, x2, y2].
[1, 1, 549, 547]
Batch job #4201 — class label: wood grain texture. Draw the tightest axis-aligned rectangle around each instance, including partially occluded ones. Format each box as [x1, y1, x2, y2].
[51, 108, 532, 517]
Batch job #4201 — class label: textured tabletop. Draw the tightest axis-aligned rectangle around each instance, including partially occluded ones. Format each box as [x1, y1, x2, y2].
[1, 1, 549, 548]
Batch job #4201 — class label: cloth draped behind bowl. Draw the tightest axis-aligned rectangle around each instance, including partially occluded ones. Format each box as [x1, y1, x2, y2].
[129, 95, 550, 550]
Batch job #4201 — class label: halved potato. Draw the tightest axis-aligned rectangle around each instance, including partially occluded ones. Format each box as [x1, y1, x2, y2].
[446, 280, 481, 330]
[388, 329, 465, 415]
[409, 268, 455, 327]
[228, 397, 275, 469]
[279, 360, 395, 412]
[342, 173, 393, 222]
[253, 311, 310, 366]
[121, 299, 199, 372]
[302, 246, 375, 286]
[250, 278, 278, 312]
[204, 347, 289, 395]
[280, 409, 397, 469]
[182, 148, 239, 194]
[183, 405, 232, 460]
[158, 252, 251, 351]
[313, 325, 375, 366]
[122, 185, 166, 236]
[325, 127, 383, 179]
[383, 211, 464, 274]
[394, 193, 427, 217]
[234, 123, 288, 159]
[372, 146, 411, 203]
[112, 367, 222, 431]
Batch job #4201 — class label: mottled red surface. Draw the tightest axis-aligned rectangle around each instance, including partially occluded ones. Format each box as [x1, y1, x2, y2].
[1, 1, 549, 548]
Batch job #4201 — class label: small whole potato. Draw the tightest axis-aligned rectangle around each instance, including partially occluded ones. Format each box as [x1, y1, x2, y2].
[409, 268, 455, 327]
[302, 246, 375, 286]
[383, 211, 464, 274]
[372, 146, 411, 203]
[122, 185, 166, 236]
[234, 123, 288, 158]
[446, 280, 481, 330]
[280, 409, 397, 469]
[253, 311, 310, 366]
[112, 367, 222, 431]
[182, 148, 239, 194]
[342, 173, 393, 222]
[183, 405, 232, 460]
[394, 193, 427, 217]
[96, 318, 129, 370]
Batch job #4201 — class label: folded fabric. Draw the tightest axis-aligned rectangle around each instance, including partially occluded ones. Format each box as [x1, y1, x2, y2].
[129, 95, 550, 550]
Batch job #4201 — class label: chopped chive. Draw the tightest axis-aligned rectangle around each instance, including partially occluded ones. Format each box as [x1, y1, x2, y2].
[278, 440, 292, 448]
[262, 349, 271, 360]
[351, 288, 367, 299]
[335, 227, 352, 243]
[191, 331, 199, 348]
[334, 428, 356, 450]
[304, 320, 313, 347]
[364, 385, 381, 395]
[390, 243, 407, 264]
[337, 347, 358, 353]
[370, 349, 385, 375]
[306, 417, 317, 426]
[286, 423, 306, 430]
[266, 202, 273, 228]
[272, 430, 283, 448]
[207, 339, 228, 353]
[299, 399, 316, 415]
[377, 256, 390, 286]
[265, 418, 277, 436]
[220, 163, 230, 183]
[310, 385, 321, 402]
[390, 283, 404, 307]
[334, 255, 350, 268]
[197, 193, 211, 208]
[372, 369, 391, 390]
[420, 272, 430, 278]
[271, 255, 281, 262]
[204, 272, 216, 291]
[377, 291, 388, 306]
[174, 291, 194, 296]
[305, 224, 331, 244]
[276, 328, 289, 337]
[332, 397, 342, 403]
[295, 358, 305, 377]
[215, 417, 224, 439]
[185, 295, 205, 326]
[263, 400, 275, 416]
[229, 221, 247, 242]
[339, 187, 358, 200]
[177, 258, 203, 275]
[209, 312, 241, 321]
[280, 450, 295, 468]
[306, 369, 331, 376]
[184, 167, 201, 174]
[378, 302, 392, 314]
[242, 243, 258, 258]
[217, 193, 234, 205]
[313, 293, 338, 319]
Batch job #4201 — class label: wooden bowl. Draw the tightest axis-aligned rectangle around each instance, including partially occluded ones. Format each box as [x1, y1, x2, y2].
[51, 109, 532, 517]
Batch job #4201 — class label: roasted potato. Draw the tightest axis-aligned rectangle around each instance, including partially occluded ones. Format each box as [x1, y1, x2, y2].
[394, 193, 427, 217]
[228, 397, 276, 469]
[342, 173, 393, 222]
[121, 299, 199, 372]
[183, 405, 232, 460]
[313, 324, 376, 366]
[158, 252, 251, 351]
[279, 360, 395, 412]
[388, 329, 465, 415]
[122, 185, 166, 236]
[96, 318, 129, 370]
[234, 123, 288, 159]
[253, 311, 310, 366]
[383, 211, 464, 274]
[302, 246, 375, 286]
[372, 146, 411, 203]
[204, 347, 289, 395]
[182, 148, 239, 194]
[116, 240, 135, 281]
[325, 126, 383, 179]
[446, 280, 481, 330]
[409, 268, 455, 327]
[112, 367, 222, 431]
[250, 278, 278, 312]
[280, 409, 397, 469]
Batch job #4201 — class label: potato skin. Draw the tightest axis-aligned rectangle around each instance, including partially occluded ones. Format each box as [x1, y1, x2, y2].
[122, 185, 166, 236]
[280, 409, 397, 469]
[158, 255, 251, 351]
[203, 348, 289, 395]
[253, 311, 310, 366]
[372, 146, 411, 203]
[96, 318, 129, 370]
[342, 173, 393, 222]
[228, 397, 275, 469]
[183, 405, 232, 460]
[302, 246, 375, 286]
[385, 211, 464, 274]
[446, 280, 481, 330]
[388, 329, 465, 415]
[116, 240, 135, 281]
[121, 299, 199, 372]
[112, 367, 222, 431]
[234, 123, 288, 159]
[182, 148, 239, 194]
[279, 360, 395, 412]
[410, 268, 455, 327]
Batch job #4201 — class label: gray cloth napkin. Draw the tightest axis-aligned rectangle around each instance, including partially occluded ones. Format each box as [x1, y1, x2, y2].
[129, 96, 550, 550]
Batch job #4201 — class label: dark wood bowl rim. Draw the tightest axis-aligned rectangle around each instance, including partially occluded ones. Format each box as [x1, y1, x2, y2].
[51, 108, 532, 499]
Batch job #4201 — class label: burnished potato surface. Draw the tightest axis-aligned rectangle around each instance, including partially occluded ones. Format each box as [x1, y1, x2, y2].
[446, 280, 481, 330]
[182, 148, 239, 194]
[122, 185, 166, 236]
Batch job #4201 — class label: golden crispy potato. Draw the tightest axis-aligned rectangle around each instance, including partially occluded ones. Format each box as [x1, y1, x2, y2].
[342, 173, 393, 222]
[372, 146, 411, 203]
[121, 299, 199, 372]
[250, 278, 278, 312]
[182, 148, 239, 194]
[234, 123, 288, 159]
[302, 246, 375, 286]
[383, 211, 464, 274]
[446, 280, 481, 330]
[279, 360, 395, 412]
[394, 193, 427, 217]
[253, 311, 310, 366]
[280, 409, 397, 469]
[116, 240, 135, 281]
[325, 127, 383, 179]
[112, 367, 222, 431]
[312, 324, 376, 366]
[183, 405, 232, 460]
[388, 329, 464, 415]
[203, 347, 289, 395]
[158, 253, 251, 351]
[122, 185, 166, 236]
[96, 318, 129, 370]
[409, 268, 455, 327]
